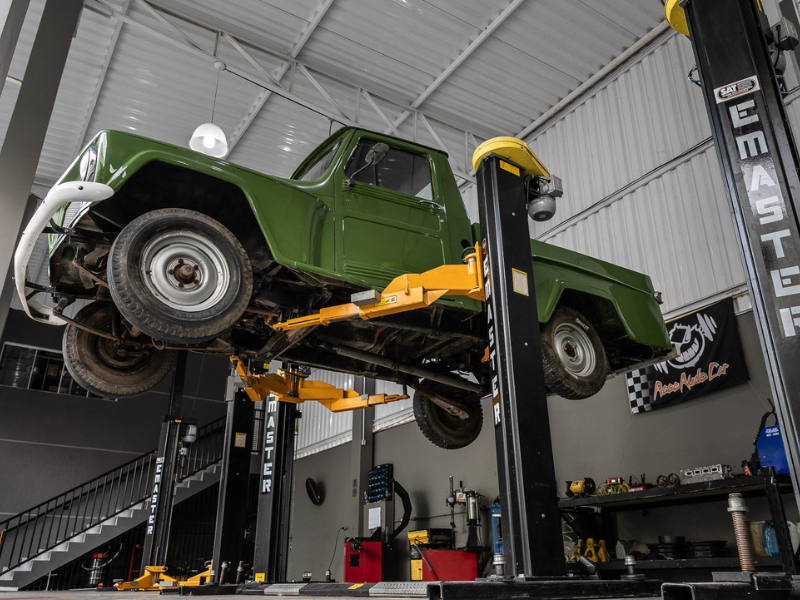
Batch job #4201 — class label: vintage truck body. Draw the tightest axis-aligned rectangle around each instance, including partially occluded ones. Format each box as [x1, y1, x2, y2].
[14, 126, 672, 447]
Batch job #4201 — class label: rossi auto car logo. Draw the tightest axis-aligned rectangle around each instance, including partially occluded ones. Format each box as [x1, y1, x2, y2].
[714, 76, 760, 104]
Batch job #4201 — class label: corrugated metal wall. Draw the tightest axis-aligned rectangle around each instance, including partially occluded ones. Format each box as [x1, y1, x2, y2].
[373, 380, 414, 432]
[294, 368, 353, 458]
[520, 30, 788, 317]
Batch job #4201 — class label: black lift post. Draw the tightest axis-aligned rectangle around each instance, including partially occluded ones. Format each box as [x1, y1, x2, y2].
[140, 350, 188, 573]
[210, 388, 256, 584]
[432, 154, 663, 600]
[476, 154, 564, 579]
[251, 395, 299, 583]
[679, 0, 800, 515]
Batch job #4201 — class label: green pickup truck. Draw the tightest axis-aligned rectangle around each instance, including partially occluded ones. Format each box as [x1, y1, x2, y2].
[14, 126, 672, 448]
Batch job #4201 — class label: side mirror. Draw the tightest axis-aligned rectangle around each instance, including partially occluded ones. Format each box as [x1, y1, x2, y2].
[348, 142, 390, 188]
[366, 142, 389, 165]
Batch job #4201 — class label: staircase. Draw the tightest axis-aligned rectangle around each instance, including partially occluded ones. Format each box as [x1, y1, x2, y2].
[0, 417, 225, 591]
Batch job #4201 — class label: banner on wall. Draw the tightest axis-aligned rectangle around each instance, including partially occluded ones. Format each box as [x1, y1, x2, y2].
[626, 298, 749, 414]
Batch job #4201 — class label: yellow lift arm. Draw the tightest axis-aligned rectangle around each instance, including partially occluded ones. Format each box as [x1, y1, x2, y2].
[272, 243, 485, 332]
[114, 565, 177, 591]
[232, 358, 408, 410]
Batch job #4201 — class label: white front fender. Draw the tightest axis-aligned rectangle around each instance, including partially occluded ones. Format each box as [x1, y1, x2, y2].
[14, 181, 114, 324]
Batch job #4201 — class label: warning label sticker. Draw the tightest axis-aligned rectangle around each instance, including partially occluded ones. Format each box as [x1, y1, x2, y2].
[511, 268, 529, 296]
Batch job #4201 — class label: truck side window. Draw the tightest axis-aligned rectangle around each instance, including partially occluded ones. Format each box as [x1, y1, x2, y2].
[345, 140, 433, 199]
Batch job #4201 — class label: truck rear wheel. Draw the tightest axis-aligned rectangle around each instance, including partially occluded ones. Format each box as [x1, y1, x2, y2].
[412, 381, 483, 449]
[108, 208, 252, 344]
[540, 306, 607, 399]
[63, 301, 175, 398]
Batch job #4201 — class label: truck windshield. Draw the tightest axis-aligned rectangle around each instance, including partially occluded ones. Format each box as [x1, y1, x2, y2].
[294, 138, 342, 181]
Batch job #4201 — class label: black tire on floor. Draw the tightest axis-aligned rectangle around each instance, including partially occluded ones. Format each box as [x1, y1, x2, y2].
[108, 208, 253, 345]
[62, 301, 175, 398]
[412, 380, 483, 449]
[540, 306, 608, 399]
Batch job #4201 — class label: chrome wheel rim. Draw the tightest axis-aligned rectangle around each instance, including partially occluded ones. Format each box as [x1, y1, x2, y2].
[140, 230, 230, 312]
[553, 322, 596, 377]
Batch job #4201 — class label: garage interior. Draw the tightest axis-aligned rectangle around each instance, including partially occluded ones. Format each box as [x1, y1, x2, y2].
[2, 0, 800, 599]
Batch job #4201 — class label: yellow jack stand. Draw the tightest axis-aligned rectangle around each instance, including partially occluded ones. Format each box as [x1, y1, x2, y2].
[568, 539, 583, 562]
[114, 565, 177, 591]
[597, 540, 611, 562]
[583, 539, 599, 562]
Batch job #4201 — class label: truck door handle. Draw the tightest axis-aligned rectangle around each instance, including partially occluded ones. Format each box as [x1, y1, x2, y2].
[418, 199, 443, 211]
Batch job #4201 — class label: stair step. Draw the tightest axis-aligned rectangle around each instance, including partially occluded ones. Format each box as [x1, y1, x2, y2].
[0, 458, 222, 590]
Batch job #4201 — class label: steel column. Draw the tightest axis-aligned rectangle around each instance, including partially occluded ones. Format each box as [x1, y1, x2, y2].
[476, 154, 564, 577]
[211, 389, 256, 583]
[140, 351, 187, 572]
[349, 377, 374, 539]
[682, 0, 800, 514]
[0, 0, 82, 342]
[252, 398, 298, 583]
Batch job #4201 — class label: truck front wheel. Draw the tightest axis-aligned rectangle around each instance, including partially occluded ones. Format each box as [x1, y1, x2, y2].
[540, 306, 608, 399]
[108, 208, 253, 344]
[412, 381, 483, 449]
[63, 301, 175, 398]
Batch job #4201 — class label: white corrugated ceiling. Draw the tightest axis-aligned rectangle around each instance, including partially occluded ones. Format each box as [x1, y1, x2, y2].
[0, 0, 666, 190]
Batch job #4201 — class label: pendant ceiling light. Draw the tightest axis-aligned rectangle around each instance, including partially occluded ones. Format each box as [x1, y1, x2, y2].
[189, 61, 229, 158]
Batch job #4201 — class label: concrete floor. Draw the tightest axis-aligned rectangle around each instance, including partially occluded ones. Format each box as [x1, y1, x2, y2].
[0, 591, 649, 600]
[0, 593, 390, 600]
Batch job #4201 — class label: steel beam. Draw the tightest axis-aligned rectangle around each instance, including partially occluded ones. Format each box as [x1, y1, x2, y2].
[227, 0, 336, 152]
[73, 0, 132, 158]
[387, 0, 526, 134]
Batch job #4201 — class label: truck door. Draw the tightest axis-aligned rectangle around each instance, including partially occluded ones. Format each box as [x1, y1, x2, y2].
[335, 136, 446, 288]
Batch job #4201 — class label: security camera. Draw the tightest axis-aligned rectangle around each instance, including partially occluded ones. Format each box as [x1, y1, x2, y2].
[528, 195, 557, 222]
[526, 174, 563, 222]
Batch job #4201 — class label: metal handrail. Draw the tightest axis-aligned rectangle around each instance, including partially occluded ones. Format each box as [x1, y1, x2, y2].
[0, 416, 226, 575]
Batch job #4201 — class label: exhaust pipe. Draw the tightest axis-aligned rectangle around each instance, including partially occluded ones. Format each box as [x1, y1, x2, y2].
[316, 342, 484, 393]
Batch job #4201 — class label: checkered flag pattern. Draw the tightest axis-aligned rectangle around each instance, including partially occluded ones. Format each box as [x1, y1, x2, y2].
[627, 368, 654, 414]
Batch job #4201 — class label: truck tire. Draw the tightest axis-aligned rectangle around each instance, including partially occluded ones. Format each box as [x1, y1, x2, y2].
[108, 208, 253, 344]
[540, 306, 607, 399]
[63, 301, 175, 398]
[412, 381, 483, 449]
